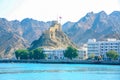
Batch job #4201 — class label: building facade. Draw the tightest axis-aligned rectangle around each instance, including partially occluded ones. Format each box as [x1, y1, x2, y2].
[88, 39, 120, 59]
[43, 48, 87, 60]
[78, 44, 88, 60]
[43, 49, 64, 60]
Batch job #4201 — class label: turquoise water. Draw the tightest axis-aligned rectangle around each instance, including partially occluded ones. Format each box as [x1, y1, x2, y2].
[0, 63, 120, 80]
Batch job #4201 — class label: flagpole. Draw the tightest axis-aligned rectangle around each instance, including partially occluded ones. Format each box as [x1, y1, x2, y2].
[59, 16, 62, 49]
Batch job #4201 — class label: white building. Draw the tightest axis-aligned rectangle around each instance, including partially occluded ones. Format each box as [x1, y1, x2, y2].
[87, 39, 100, 56]
[78, 44, 88, 60]
[43, 47, 88, 60]
[88, 38, 120, 59]
[43, 49, 64, 60]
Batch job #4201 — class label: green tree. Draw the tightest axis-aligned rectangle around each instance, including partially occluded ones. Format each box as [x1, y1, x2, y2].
[15, 49, 29, 60]
[29, 51, 34, 59]
[20, 50, 29, 59]
[106, 50, 119, 60]
[33, 48, 46, 59]
[15, 49, 22, 59]
[64, 46, 78, 60]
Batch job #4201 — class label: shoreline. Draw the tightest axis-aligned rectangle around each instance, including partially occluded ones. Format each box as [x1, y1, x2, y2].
[0, 60, 120, 65]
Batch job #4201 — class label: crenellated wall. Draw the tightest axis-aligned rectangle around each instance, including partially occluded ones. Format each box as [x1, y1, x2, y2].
[49, 22, 61, 39]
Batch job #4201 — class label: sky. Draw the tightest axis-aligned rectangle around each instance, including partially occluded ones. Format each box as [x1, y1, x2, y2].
[0, 0, 120, 23]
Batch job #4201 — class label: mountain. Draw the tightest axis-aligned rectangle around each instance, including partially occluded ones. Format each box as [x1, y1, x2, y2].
[62, 11, 120, 45]
[0, 18, 28, 58]
[0, 18, 52, 58]
[20, 18, 52, 43]
[10, 18, 52, 43]
[0, 11, 120, 58]
[30, 21, 77, 50]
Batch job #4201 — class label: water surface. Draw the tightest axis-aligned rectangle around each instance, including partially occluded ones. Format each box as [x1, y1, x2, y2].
[0, 63, 120, 80]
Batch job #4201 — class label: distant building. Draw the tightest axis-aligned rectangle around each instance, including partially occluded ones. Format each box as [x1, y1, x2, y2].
[78, 44, 88, 60]
[43, 49, 64, 60]
[43, 47, 88, 60]
[87, 39, 100, 56]
[87, 38, 120, 59]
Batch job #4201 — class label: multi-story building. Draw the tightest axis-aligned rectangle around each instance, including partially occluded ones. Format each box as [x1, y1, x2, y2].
[87, 38, 120, 59]
[43, 47, 88, 60]
[78, 44, 88, 60]
[88, 39, 100, 56]
[43, 49, 64, 60]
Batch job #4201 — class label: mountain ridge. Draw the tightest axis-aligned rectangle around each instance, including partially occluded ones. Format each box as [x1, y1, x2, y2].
[62, 11, 120, 45]
[0, 11, 120, 58]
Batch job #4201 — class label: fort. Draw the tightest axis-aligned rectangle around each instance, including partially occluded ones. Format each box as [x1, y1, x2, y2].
[30, 20, 76, 50]
[48, 21, 62, 39]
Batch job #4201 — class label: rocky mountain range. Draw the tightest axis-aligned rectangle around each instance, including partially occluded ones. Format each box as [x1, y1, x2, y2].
[0, 11, 120, 58]
[11, 18, 52, 43]
[63, 11, 120, 45]
[0, 18, 52, 58]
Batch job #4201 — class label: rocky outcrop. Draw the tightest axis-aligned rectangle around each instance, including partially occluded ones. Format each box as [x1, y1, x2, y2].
[30, 21, 77, 50]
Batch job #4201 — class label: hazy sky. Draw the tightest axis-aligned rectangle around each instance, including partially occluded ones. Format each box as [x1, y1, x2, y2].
[0, 0, 120, 23]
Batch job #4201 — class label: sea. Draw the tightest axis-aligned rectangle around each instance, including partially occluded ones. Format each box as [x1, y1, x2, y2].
[0, 63, 120, 80]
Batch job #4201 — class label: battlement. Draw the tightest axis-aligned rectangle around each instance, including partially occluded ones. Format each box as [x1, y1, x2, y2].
[49, 21, 62, 39]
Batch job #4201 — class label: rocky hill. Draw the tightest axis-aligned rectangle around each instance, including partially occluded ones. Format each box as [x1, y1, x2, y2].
[20, 18, 52, 43]
[0, 18, 51, 58]
[30, 21, 76, 50]
[0, 18, 28, 58]
[63, 11, 120, 45]
[10, 18, 52, 43]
